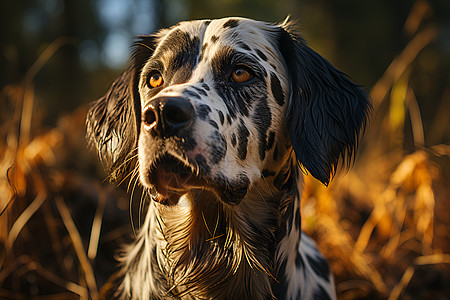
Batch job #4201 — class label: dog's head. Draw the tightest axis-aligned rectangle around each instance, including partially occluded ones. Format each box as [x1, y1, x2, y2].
[87, 17, 370, 205]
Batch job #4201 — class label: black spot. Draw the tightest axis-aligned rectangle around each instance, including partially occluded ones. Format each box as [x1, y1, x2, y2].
[231, 133, 237, 147]
[273, 145, 279, 161]
[313, 285, 332, 300]
[202, 83, 210, 91]
[209, 120, 219, 129]
[195, 154, 210, 174]
[267, 131, 275, 150]
[295, 209, 301, 230]
[282, 198, 296, 232]
[255, 49, 268, 61]
[252, 97, 272, 160]
[237, 42, 251, 51]
[295, 252, 304, 268]
[307, 254, 331, 282]
[204, 20, 211, 26]
[262, 169, 276, 177]
[184, 89, 201, 99]
[199, 42, 208, 62]
[183, 130, 198, 151]
[218, 172, 250, 204]
[270, 72, 285, 106]
[218, 111, 225, 125]
[223, 19, 239, 28]
[270, 63, 277, 71]
[209, 131, 227, 164]
[273, 254, 290, 299]
[211, 35, 219, 43]
[237, 121, 250, 160]
[193, 86, 208, 96]
[226, 114, 232, 124]
[261, 67, 268, 78]
[197, 104, 212, 120]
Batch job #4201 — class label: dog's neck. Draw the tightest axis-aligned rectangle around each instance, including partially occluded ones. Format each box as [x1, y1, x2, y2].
[119, 154, 302, 300]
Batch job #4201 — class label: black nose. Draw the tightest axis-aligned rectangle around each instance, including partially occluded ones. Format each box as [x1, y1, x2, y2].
[142, 97, 195, 137]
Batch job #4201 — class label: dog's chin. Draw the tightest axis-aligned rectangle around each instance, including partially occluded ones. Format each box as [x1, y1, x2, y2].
[143, 154, 206, 206]
[142, 153, 249, 206]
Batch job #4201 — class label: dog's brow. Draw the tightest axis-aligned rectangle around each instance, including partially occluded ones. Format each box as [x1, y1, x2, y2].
[153, 28, 201, 74]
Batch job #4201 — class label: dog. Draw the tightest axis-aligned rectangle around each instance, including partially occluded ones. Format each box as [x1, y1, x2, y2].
[86, 17, 370, 299]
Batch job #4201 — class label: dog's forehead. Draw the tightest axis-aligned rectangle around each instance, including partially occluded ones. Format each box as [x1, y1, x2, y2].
[204, 18, 273, 43]
[157, 17, 278, 57]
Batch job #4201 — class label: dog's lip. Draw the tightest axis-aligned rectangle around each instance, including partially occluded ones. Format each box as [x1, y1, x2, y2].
[148, 154, 205, 205]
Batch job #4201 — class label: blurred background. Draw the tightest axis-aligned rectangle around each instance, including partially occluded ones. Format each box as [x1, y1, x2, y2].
[1, 0, 449, 299]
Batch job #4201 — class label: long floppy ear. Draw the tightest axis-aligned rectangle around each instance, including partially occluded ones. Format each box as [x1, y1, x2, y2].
[86, 36, 154, 180]
[278, 24, 371, 186]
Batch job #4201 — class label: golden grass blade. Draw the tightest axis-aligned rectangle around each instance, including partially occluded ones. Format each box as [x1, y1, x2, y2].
[55, 196, 99, 299]
[370, 25, 437, 109]
[389, 70, 409, 136]
[415, 254, 450, 265]
[414, 181, 435, 252]
[389, 254, 450, 300]
[318, 216, 389, 295]
[388, 265, 415, 300]
[406, 88, 425, 147]
[29, 259, 89, 298]
[2, 192, 46, 258]
[403, 0, 432, 36]
[19, 82, 35, 147]
[354, 202, 386, 253]
[88, 188, 106, 260]
[20, 38, 77, 146]
[381, 229, 415, 259]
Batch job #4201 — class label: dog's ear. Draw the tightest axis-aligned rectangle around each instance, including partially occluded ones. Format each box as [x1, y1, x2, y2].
[86, 36, 154, 180]
[277, 24, 371, 186]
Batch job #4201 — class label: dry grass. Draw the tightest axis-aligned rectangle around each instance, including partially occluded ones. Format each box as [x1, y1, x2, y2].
[300, 5, 450, 298]
[1, 4, 449, 299]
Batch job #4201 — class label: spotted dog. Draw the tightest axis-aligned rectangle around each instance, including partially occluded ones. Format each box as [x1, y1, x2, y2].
[87, 17, 370, 299]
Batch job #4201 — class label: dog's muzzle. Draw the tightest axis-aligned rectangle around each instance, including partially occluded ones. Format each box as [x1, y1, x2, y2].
[142, 96, 195, 138]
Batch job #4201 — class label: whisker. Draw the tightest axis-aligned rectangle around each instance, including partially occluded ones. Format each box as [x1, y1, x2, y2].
[260, 173, 275, 200]
[129, 165, 141, 238]
[117, 155, 139, 187]
[138, 186, 147, 229]
[253, 183, 270, 210]
[212, 204, 220, 239]
[205, 233, 225, 242]
[127, 162, 140, 193]
[102, 150, 139, 183]
[201, 210, 212, 236]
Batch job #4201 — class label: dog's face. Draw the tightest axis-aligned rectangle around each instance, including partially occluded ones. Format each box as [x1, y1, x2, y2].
[137, 18, 290, 205]
[87, 17, 370, 206]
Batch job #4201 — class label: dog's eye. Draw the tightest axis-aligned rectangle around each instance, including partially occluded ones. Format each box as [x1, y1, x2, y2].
[230, 66, 253, 83]
[148, 72, 164, 88]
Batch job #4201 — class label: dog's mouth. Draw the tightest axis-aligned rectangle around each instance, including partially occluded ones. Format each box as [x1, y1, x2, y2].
[144, 153, 249, 206]
[147, 153, 205, 205]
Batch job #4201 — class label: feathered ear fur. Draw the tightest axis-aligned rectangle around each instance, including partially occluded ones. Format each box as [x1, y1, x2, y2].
[86, 36, 154, 180]
[277, 24, 371, 185]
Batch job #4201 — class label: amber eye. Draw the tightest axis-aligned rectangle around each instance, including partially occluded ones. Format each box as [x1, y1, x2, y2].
[148, 72, 164, 88]
[231, 66, 253, 83]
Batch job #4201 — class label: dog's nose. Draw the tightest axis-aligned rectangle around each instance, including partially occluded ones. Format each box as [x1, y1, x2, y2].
[143, 97, 195, 137]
